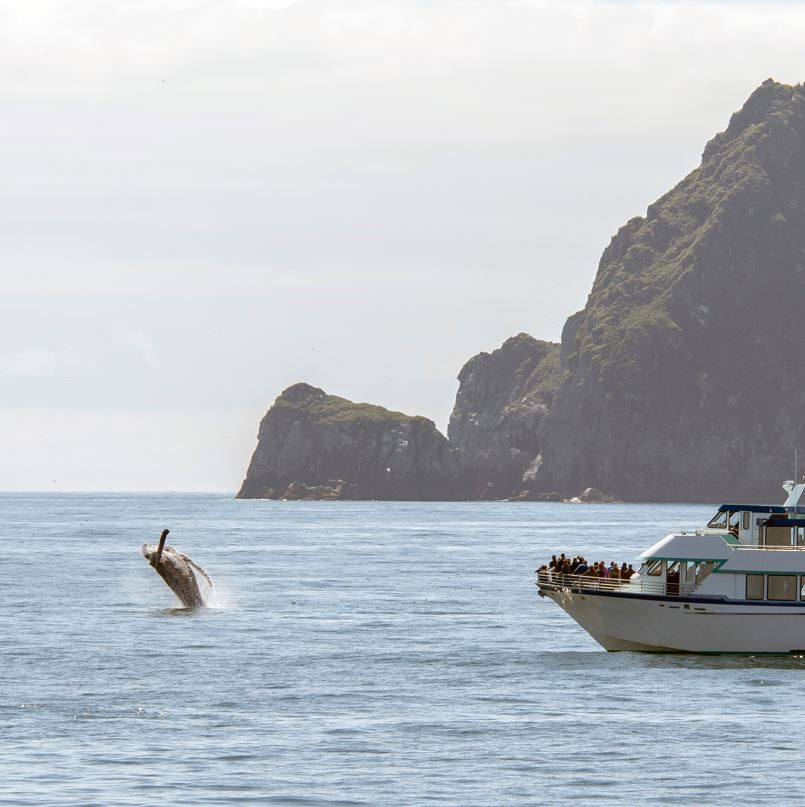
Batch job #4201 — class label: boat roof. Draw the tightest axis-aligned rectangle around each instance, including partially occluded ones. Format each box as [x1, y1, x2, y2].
[764, 516, 805, 527]
[717, 504, 786, 514]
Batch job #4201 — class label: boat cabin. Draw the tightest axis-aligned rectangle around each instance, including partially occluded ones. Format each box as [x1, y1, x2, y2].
[704, 482, 805, 547]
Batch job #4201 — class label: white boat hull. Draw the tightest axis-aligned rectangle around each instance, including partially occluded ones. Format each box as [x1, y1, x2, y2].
[543, 588, 805, 654]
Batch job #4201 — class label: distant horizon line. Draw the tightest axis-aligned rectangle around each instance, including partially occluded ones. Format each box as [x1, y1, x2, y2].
[0, 489, 235, 495]
[0, 490, 718, 506]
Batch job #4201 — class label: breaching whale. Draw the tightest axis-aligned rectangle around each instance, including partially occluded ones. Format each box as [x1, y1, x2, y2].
[142, 529, 212, 608]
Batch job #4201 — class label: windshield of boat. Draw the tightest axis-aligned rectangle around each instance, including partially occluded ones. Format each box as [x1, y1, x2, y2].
[707, 510, 729, 529]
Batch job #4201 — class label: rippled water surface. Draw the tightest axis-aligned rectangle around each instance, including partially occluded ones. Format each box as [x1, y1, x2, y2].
[3, 494, 803, 806]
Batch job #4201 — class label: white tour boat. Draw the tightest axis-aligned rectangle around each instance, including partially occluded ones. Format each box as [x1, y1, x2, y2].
[537, 481, 805, 654]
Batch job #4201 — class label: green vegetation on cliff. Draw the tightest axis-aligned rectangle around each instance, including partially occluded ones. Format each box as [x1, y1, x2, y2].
[517, 343, 565, 410]
[570, 79, 805, 388]
[274, 383, 430, 427]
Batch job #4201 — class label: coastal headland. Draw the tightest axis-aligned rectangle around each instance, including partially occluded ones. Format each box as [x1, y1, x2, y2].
[239, 80, 805, 503]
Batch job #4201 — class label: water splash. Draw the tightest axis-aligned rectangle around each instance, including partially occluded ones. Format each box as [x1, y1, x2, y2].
[201, 576, 235, 610]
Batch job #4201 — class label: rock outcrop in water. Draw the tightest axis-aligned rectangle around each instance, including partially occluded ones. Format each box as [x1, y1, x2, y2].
[239, 80, 805, 503]
[237, 383, 460, 500]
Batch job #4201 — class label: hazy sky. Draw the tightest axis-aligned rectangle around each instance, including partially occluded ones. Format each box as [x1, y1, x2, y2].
[2, 0, 805, 491]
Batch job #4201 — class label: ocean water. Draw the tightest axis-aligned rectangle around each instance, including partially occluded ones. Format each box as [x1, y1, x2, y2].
[2, 494, 803, 806]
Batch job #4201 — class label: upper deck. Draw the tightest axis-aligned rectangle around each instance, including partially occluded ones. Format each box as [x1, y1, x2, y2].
[536, 482, 805, 603]
[649, 481, 805, 552]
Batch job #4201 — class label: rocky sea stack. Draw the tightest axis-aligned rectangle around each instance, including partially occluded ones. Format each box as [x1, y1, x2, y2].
[239, 80, 805, 503]
[237, 383, 460, 500]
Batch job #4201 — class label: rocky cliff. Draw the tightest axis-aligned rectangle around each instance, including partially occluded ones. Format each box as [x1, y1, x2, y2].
[237, 383, 461, 500]
[448, 334, 562, 499]
[239, 80, 805, 503]
[531, 79, 805, 502]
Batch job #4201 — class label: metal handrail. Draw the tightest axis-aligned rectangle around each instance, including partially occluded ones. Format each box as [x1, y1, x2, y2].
[732, 544, 805, 551]
[536, 571, 695, 596]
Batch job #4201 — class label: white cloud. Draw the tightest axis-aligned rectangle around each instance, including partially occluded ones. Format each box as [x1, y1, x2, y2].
[116, 331, 164, 370]
[0, 347, 95, 378]
[0, 333, 167, 379]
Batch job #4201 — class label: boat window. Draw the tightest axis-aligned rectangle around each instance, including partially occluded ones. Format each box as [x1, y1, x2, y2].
[646, 560, 663, 577]
[765, 525, 792, 547]
[800, 577, 805, 600]
[768, 575, 797, 601]
[707, 511, 728, 529]
[695, 561, 714, 585]
[746, 574, 765, 600]
[797, 527, 805, 547]
[742, 511, 750, 531]
[728, 512, 741, 532]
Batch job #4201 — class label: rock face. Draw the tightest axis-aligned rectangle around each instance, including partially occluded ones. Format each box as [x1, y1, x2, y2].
[578, 487, 616, 504]
[237, 383, 461, 500]
[448, 334, 561, 499]
[531, 79, 805, 502]
[239, 80, 805, 503]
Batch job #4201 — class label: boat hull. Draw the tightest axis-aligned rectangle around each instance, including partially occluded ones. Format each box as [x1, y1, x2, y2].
[542, 587, 805, 654]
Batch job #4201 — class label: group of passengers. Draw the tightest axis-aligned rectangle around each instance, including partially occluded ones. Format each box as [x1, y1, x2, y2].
[537, 553, 635, 581]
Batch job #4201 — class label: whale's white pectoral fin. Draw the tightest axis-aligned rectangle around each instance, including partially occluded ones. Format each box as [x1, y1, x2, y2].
[185, 557, 213, 588]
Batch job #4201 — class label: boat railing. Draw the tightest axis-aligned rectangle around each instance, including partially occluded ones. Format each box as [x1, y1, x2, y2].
[536, 570, 695, 597]
[732, 544, 805, 550]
